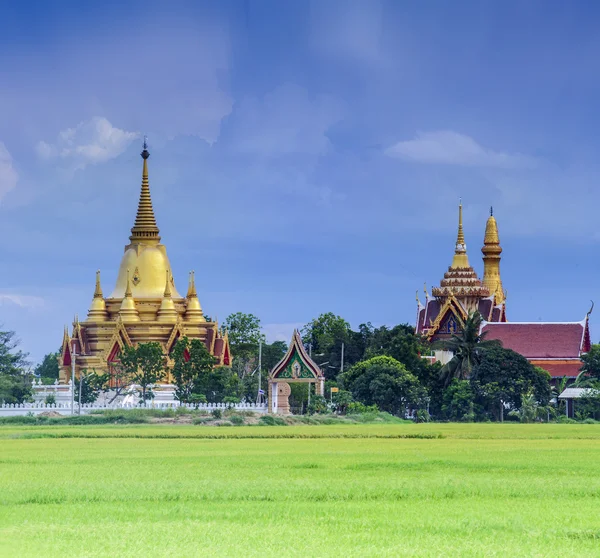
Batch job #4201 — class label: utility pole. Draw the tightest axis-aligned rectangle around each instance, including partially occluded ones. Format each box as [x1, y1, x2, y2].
[70, 341, 77, 417]
[340, 342, 345, 374]
[256, 341, 264, 405]
[78, 373, 84, 415]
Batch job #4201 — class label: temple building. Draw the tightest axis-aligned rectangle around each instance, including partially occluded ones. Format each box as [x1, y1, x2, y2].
[416, 203, 591, 378]
[59, 141, 231, 383]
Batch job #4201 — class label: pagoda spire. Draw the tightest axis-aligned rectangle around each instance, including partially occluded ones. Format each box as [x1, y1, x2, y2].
[119, 269, 140, 322]
[157, 270, 178, 322]
[129, 137, 161, 245]
[451, 200, 470, 269]
[185, 270, 204, 322]
[87, 270, 108, 321]
[481, 206, 505, 304]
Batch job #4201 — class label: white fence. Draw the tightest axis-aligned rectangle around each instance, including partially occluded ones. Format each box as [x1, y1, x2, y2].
[0, 401, 269, 417]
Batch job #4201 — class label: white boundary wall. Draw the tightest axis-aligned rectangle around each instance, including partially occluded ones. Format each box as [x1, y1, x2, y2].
[0, 401, 268, 417]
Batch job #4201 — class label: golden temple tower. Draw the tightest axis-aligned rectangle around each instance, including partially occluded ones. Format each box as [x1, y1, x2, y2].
[481, 207, 505, 305]
[431, 202, 489, 312]
[59, 140, 231, 383]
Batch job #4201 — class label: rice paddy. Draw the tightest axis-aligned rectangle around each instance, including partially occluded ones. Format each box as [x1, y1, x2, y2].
[1, 423, 600, 557]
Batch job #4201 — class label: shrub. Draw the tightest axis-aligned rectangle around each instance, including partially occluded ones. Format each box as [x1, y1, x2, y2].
[211, 409, 222, 419]
[307, 395, 328, 415]
[259, 415, 286, 426]
[347, 402, 379, 414]
[44, 394, 56, 405]
[229, 415, 245, 426]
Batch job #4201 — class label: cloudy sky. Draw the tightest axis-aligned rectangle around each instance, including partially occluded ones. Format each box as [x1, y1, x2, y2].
[1, 0, 599, 365]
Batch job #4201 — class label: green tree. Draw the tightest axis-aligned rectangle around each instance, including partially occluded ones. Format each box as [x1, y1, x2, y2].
[470, 345, 551, 420]
[205, 366, 242, 403]
[35, 351, 60, 384]
[119, 342, 166, 404]
[435, 312, 499, 387]
[441, 379, 475, 422]
[0, 330, 31, 404]
[74, 370, 103, 405]
[576, 344, 600, 385]
[341, 356, 425, 416]
[224, 312, 266, 379]
[302, 313, 353, 378]
[171, 337, 216, 403]
[241, 340, 287, 402]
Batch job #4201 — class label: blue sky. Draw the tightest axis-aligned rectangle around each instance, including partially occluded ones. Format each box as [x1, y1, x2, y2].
[1, 0, 599, 365]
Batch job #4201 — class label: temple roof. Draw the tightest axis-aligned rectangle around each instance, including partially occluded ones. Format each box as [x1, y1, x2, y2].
[481, 320, 590, 359]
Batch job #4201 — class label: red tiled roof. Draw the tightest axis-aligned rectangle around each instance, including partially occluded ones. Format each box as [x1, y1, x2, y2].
[481, 322, 586, 359]
[531, 360, 583, 378]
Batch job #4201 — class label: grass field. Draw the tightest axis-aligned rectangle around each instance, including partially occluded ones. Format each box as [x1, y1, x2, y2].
[2, 423, 600, 557]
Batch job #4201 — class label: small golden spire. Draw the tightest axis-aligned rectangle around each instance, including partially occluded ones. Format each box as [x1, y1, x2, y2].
[124, 269, 132, 298]
[451, 200, 470, 268]
[129, 137, 161, 244]
[88, 270, 108, 321]
[94, 270, 103, 298]
[482, 208, 504, 304]
[157, 270, 178, 323]
[185, 270, 204, 322]
[164, 270, 172, 298]
[424, 282, 429, 300]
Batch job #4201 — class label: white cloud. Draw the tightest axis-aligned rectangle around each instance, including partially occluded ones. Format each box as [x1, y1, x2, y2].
[36, 117, 138, 169]
[0, 143, 18, 203]
[385, 130, 537, 169]
[0, 294, 45, 309]
[230, 84, 341, 156]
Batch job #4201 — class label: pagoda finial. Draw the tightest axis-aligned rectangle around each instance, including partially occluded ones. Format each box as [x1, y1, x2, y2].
[129, 137, 160, 244]
[125, 269, 132, 298]
[490, 205, 493, 217]
[94, 270, 103, 299]
[185, 270, 204, 322]
[164, 270, 172, 298]
[481, 209, 504, 304]
[450, 200, 470, 269]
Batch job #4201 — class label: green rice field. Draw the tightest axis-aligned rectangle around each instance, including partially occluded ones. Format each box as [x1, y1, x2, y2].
[1, 423, 600, 557]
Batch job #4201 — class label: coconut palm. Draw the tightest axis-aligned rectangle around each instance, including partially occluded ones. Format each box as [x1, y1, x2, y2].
[434, 311, 499, 387]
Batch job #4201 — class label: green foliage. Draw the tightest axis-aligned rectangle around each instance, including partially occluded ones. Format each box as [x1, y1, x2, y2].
[578, 344, 600, 383]
[442, 380, 475, 422]
[0, 330, 31, 404]
[258, 414, 286, 426]
[119, 342, 167, 404]
[224, 313, 265, 379]
[307, 395, 328, 415]
[471, 345, 552, 420]
[347, 401, 379, 414]
[341, 356, 425, 416]
[35, 352, 60, 383]
[211, 409, 222, 419]
[435, 311, 499, 387]
[44, 394, 56, 405]
[74, 370, 104, 404]
[171, 337, 217, 403]
[229, 415, 245, 426]
[302, 312, 352, 378]
[332, 389, 354, 414]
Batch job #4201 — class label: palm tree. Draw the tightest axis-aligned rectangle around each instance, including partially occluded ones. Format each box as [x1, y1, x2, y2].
[434, 311, 499, 387]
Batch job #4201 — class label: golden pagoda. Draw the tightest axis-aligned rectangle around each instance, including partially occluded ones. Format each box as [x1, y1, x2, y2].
[481, 207, 505, 305]
[59, 140, 231, 383]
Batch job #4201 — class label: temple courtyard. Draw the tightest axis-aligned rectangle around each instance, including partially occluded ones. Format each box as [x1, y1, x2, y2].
[1, 423, 599, 557]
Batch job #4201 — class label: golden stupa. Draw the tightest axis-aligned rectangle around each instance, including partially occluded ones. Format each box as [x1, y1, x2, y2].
[59, 140, 231, 383]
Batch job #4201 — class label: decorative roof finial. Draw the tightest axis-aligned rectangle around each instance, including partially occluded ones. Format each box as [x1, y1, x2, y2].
[129, 137, 160, 244]
[125, 269, 132, 298]
[164, 270, 172, 298]
[94, 270, 103, 299]
[490, 205, 494, 217]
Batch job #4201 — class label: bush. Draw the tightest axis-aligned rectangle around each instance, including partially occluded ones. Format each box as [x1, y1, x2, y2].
[44, 394, 56, 405]
[259, 414, 286, 426]
[347, 401, 379, 414]
[307, 395, 328, 415]
[211, 409, 222, 419]
[229, 415, 245, 426]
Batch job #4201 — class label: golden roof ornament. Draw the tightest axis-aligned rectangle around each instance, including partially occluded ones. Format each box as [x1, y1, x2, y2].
[87, 269, 108, 321]
[129, 137, 161, 245]
[158, 270, 178, 323]
[119, 269, 140, 322]
[482, 206, 504, 304]
[185, 270, 204, 322]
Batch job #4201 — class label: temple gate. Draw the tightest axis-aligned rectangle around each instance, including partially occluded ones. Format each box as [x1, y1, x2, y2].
[268, 330, 325, 414]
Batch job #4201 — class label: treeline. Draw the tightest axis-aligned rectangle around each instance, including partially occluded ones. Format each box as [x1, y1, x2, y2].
[4, 310, 600, 421]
